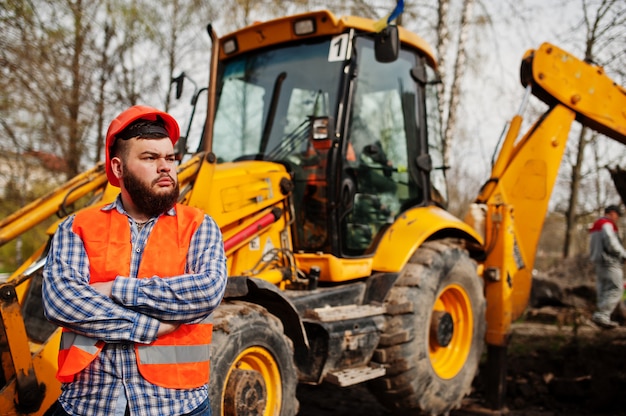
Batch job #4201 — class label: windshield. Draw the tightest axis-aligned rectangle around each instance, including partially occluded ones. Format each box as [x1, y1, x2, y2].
[341, 37, 428, 253]
[213, 39, 344, 162]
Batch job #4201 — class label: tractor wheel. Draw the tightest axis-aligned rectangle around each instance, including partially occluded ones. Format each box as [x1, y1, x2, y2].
[368, 238, 486, 415]
[210, 301, 299, 416]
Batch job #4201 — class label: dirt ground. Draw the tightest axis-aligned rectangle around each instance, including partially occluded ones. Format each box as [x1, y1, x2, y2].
[296, 256, 626, 416]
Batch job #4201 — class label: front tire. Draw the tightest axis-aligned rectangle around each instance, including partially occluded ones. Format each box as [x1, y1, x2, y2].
[210, 301, 299, 416]
[369, 239, 486, 415]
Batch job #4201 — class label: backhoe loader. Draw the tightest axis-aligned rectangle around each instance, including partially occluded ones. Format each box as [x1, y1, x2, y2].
[1, 9, 625, 416]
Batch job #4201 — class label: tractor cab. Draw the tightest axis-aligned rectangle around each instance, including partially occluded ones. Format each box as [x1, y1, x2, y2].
[211, 23, 446, 257]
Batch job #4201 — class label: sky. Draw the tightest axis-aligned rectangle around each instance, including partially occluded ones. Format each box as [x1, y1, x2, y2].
[454, 1, 586, 175]
[460, 0, 625, 212]
[173, 1, 583, 148]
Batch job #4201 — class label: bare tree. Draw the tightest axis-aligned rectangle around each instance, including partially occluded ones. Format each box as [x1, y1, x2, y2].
[441, 0, 473, 182]
[143, 0, 218, 111]
[0, 0, 104, 179]
[435, 0, 451, 175]
[217, 0, 309, 31]
[562, 0, 626, 258]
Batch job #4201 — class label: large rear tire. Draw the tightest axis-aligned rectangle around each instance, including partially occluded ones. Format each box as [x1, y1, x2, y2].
[210, 301, 299, 416]
[368, 238, 486, 415]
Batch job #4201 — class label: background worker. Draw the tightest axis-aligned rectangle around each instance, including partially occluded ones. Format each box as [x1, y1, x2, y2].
[42, 105, 227, 415]
[589, 204, 626, 329]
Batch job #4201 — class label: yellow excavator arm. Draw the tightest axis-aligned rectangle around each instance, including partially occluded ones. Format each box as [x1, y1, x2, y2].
[522, 43, 626, 144]
[0, 164, 107, 247]
[469, 42, 626, 347]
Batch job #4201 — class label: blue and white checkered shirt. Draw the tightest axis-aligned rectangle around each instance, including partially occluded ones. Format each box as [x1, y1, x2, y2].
[43, 197, 227, 416]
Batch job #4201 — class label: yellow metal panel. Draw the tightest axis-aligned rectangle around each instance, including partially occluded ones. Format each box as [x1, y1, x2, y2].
[295, 253, 373, 283]
[219, 10, 436, 68]
[185, 156, 217, 214]
[31, 329, 62, 415]
[0, 330, 62, 416]
[483, 204, 516, 346]
[226, 214, 291, 279]
[191, 161, 290, 228]
[221, 179, 273, 213]
[489, 105, 575, 279]
[527, 43, 626, 143]
[193, 167, 273, 229]
[511, 159, 548, 200]
[294, 206, 481, 283]
[480, 105, 576, 346]
[372, 206, 483, 273]
[0, 285, 61, 415]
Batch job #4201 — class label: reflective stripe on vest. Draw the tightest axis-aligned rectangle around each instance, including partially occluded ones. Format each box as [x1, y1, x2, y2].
[56, 331, 104, 383]
[57, 204, 212, 388]
[60, 331, 102, 353]
[136, 318, 213, 389]
[139, 344, 210, 365]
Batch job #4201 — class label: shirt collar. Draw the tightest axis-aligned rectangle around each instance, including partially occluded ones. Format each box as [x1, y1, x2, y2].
[101, 195, 176, 218]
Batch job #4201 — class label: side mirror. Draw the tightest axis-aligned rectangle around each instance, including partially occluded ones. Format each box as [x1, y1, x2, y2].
[375, 26, 399, 63]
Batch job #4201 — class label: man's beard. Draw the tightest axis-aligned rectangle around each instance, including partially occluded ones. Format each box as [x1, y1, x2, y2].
[122, 168, 179, 218]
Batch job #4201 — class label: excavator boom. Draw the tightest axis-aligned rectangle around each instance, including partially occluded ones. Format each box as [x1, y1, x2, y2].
[476, 42, 626, 341]
[472, 42, 626, 408]
[521, 42, 626, 143]
[0, 164, 107, 246]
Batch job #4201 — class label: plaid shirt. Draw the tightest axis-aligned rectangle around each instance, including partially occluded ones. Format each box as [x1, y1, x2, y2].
[43, 197, 227, 416]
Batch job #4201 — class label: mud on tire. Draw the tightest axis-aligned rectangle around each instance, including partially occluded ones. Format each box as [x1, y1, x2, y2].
[210, 301, 299, 416]
[368, 238, 486, 415]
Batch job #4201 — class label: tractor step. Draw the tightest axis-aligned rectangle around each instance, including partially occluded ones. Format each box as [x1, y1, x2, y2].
[324, 364, 386, 387]
[304, 304, 385, 322]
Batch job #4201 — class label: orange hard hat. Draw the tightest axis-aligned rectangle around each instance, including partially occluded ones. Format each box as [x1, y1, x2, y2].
[105, 105, 180, 187]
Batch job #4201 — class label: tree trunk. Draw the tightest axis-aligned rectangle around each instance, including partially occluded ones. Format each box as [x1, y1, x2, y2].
[435, 0, 450, 170]
[443, 0, 473, 172]
[563, 126, 588, 258]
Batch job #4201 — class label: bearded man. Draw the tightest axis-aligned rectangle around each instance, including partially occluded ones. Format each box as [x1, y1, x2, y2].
[43, 105, 227, 416]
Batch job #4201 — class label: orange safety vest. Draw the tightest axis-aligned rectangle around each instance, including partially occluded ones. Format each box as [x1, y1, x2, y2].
[56, 204, 213, 389]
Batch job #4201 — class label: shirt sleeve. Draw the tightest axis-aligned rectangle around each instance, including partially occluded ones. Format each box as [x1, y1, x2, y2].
[110, 214, 227, 322]
[602, 223, 626, 260]
[42, 216, 161, 344]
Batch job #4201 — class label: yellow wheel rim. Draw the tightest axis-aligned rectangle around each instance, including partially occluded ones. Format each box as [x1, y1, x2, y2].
[223, 346, 282, 416]
[429, 283, 474, 379]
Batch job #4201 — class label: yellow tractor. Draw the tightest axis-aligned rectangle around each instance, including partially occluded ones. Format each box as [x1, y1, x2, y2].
[1, 9, 625, 416]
